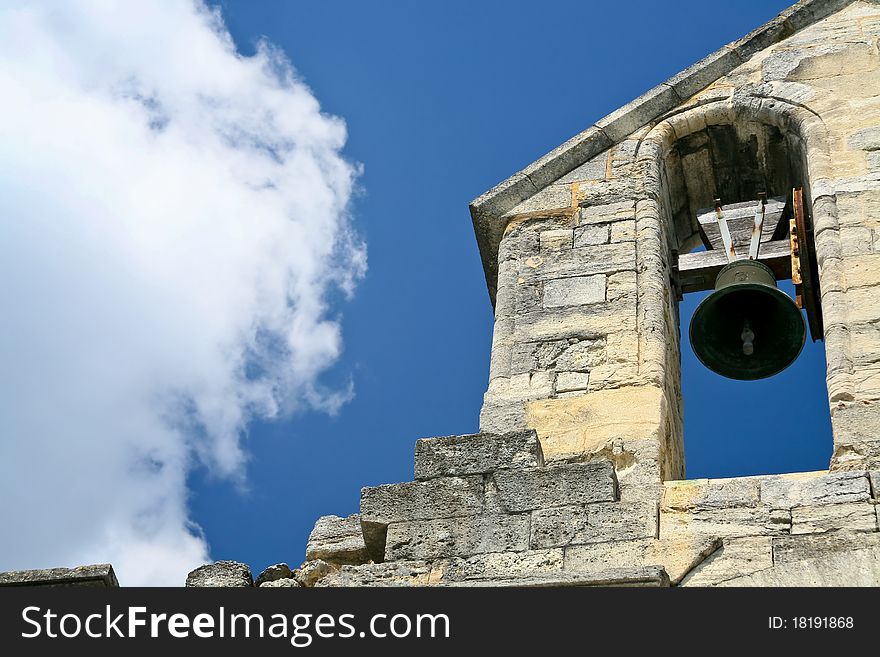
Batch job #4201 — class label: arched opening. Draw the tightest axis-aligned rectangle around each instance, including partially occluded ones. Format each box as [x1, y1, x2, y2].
[656, 104, 832, 478]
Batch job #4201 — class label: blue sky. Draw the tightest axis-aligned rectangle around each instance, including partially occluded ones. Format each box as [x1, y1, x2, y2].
[0, 1, 831, 585]
[194, 0, 830, 575]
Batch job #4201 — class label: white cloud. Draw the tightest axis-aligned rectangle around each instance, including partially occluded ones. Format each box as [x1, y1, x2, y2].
[0, 1, 365, 585]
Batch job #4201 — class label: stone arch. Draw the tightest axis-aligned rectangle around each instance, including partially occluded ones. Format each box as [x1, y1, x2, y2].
[631, 92, 850, 473]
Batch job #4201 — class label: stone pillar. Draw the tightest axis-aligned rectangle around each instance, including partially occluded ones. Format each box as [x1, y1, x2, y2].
[479, 142, 684, 503]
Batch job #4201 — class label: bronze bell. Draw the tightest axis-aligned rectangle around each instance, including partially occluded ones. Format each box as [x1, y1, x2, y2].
[689, 260, 806, 380]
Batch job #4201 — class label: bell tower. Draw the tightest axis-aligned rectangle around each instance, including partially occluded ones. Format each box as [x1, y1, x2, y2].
[184, 0, 880, 588]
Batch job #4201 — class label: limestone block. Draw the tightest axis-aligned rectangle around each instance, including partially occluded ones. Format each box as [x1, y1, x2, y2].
[556, 152, 608, 184]
[514, 303, 636, 342]
[508, 183, 570, 215]
[605, 330, 639, 363]
[555, 371, 590, 393]
[871, 471, 880, 499]
[679, 536, 773, 587]
[479, 400, 528, 435]
[414, 430, 543, 481]
[530, 501, 657, 549]
[384, 514, 530, 561]
[759, 470, 871, 507]
[543, 275, 605, 308]
[665, 46, 741, 100]
[259, 579, 301, 587]
[486, 371, 555, 402]
[854, 366, 880, 398]
[578, 201, 635, 225]
[843, 254, 880, 289]
[533, 339, 570, 369]
[713, 532, 880, 586]
[520, 241, 635, 282]
[305, 514, 370, 565]
[610, 219, 637, 243]
[449, 566, 669, 588]
[539, 229, 573, 251]
[717, 546, 880, 586]
[526, 385, 665, 463]
[563, 535, 719, 585]
[185, 561, 253, 588]
[831, 402, 880, 470]
[849, 126, 880, 152]
[660, 506, 791, 541]
[839, 225, 873, 257]
[360, 477, 484, 547]
[316, 561, 437, 587]
[441, 549, 564, 582]
[851, 323, 880, 365]
[294, 559, 337, 587]
[0, 564, 118, 588]
[791, 502, 878, 535]
[492, 461, 617, 513]
[553, 339, 605, 371]
[772, 531, 880, 564]
[596, 82, 679, 143]
[254, 563, 294, 587]
[573, 224, 609, 247]
[662, 477, 760, 511]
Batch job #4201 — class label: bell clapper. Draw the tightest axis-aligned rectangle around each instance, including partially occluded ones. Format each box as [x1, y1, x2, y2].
[741, 320, 755, 356]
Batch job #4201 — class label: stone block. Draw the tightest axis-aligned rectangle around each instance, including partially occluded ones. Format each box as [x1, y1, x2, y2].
[448, 566, 669, 588]
[492, 461, 617, 513]
[294, 559, 337, 587]
[540, 229, 573, 251]
[185, 561, 253, 588]
[520, 241, 635, 282]
[0, 564, 119, 588]
[717, 545, 880, 587]
[870, 471, 880, 499]
[384, 514, 530, 561]
[526, 385, 664, 463]
[520, 126, 613, 191]
[360, 477, 484, 560]
[790, 502, 878, 535]
[772, 531, 880, 564]
[514, 303, 636, 342]
[679, 537, 773, 587]
[759, 470, 871, 507]
[563, 536, 719, 585]
[260, 578, 301, 587]
[831, 402, 880, 470]
[441, 549, 564, 582]
[579, 201, 635, 224]
[556, 152, 608, 183]
[665, 46, 741, 100]
[254, 563, 294, 587]
[305, 514, 370, 565]
[553, 338, 605, 371]
[316, 561, 437, 587]
[414, 430, 543, 481]
[531, 501, 657, 549]
[555, 371, 590, 393]
[662, 477, 760, 511]
[573, 224, 609, 247]
[660, 506, 791, 541]
[596, 83, 679, 143]
[543, 275, 606, 308]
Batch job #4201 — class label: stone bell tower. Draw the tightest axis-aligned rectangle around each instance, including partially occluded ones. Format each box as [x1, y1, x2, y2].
[180, 0, 880, 588]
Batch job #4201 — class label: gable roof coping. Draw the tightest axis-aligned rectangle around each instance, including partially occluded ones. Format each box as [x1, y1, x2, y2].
[469, 0, 857, 303]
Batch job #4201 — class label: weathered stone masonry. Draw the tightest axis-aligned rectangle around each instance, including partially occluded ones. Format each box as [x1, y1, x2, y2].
[179, 0, 880, 588]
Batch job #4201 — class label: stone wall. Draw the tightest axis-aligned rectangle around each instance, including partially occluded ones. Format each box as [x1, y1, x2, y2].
[208, 431, 877, 587]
